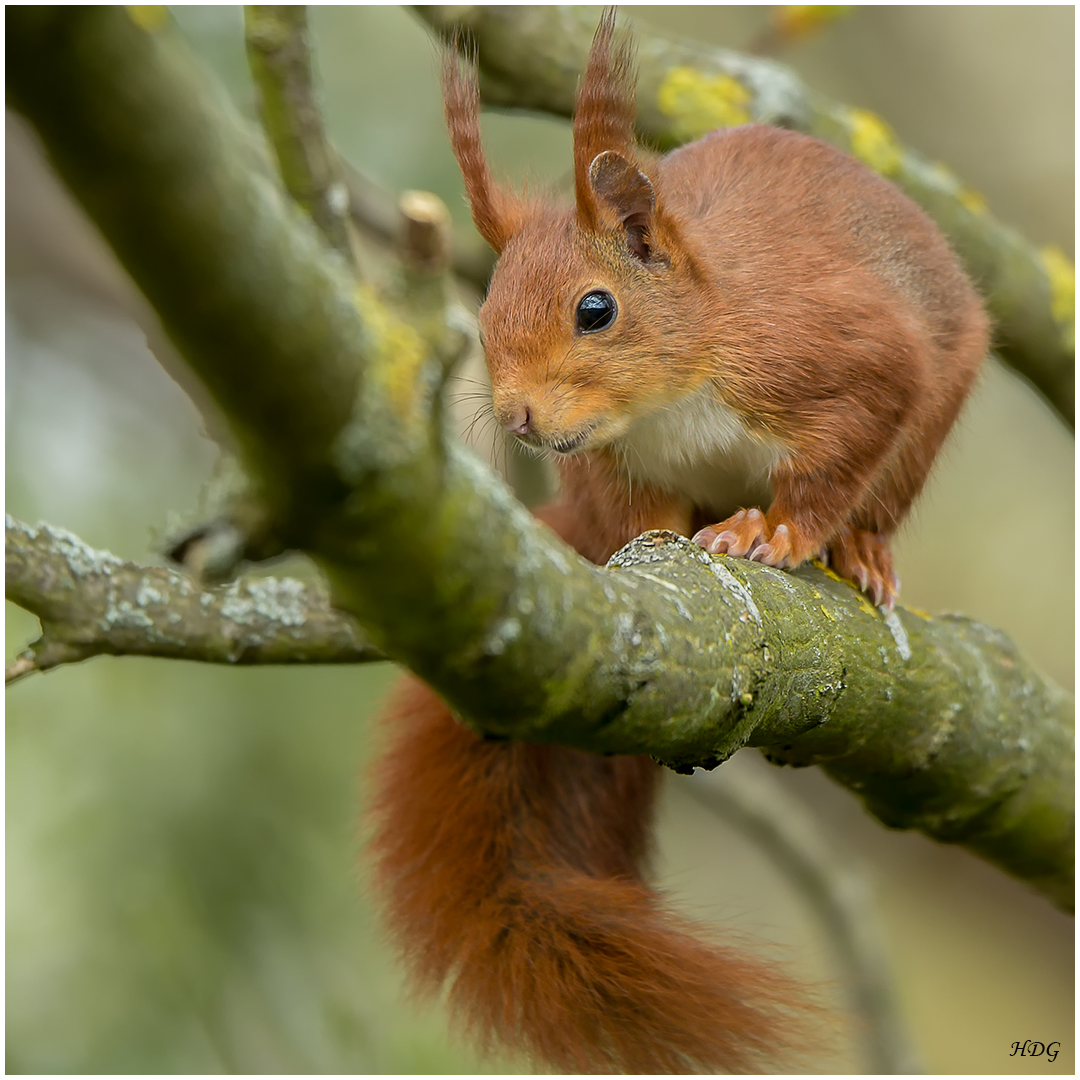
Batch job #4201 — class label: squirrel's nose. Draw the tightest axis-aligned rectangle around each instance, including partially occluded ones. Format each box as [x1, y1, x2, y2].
[503, 404, 532, 436]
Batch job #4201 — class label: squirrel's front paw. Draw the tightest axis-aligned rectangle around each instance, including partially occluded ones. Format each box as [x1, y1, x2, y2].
[693, 509, 811, 570]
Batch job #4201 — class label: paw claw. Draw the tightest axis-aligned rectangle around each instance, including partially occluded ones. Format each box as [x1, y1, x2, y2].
[696, 512, 808, 571]
[692, 527, 719, 551]
[720, 531, 752, 557]
[825, 528, 899, 609]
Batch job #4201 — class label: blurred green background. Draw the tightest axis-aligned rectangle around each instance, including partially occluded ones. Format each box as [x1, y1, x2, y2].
[6, 6, 1073, 1074]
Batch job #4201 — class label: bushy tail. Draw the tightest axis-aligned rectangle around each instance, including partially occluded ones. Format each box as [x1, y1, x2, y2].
[368, 677, 825, 1073]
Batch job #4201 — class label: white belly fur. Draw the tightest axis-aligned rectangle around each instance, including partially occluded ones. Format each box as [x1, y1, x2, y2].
[615, 384, 789, 517]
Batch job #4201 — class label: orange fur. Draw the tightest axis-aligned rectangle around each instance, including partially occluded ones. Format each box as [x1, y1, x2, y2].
[370, 678, 824, 1074]
[572, 9, 638, 232]
[442, 43, 525, 252]
[368, 8, 989, 1073]
[451, 14, 987, 610]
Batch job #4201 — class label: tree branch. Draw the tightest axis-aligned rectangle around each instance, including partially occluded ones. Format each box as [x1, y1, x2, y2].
[243, 5, 358, 269]
[6, 7, 1071, 909]
[341, 159, 496, 290]
[242, 4, 494, 289]
[415, 5, 1075, 428]
[5, 515, 383, 683]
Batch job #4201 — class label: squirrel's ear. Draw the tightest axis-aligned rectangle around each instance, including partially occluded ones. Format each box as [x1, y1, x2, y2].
[442, 45, 523, 253]
[589, 151, 656, 262]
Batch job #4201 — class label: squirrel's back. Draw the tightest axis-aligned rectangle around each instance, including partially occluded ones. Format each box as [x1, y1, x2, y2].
[660, 124, 981, 353]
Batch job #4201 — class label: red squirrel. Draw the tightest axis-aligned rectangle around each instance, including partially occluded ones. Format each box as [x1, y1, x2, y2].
[369, 11, 988, 1073]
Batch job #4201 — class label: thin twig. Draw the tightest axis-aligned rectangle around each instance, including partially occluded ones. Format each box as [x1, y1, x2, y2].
[6, 655, 40, 686]
[341, 159, 496, 289]
[244, 5, 358, 268]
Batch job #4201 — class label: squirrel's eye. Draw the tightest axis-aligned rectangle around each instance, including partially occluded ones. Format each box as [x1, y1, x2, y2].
[575, 290, 618, 334]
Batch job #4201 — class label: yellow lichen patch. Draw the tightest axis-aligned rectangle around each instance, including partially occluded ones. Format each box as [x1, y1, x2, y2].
[657, 67, 752, 142]
[773, 5, 853, 42]
[905, 607, 932, 620]
[1040, 246, 1075, 340]
[927, 160, 959, 191]
[353, 284, 428, 424]
[855, 594, 879, 618]
[126, 5, 168, 31]
[815, 562, 877, 616]
[957, 186, 988, 216]
[847, 108, 902, 176]
[817, 564, 847, 586]
[819, 605, 835, 622]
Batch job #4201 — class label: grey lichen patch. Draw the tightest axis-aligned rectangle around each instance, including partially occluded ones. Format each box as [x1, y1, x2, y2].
[6, 513, 37, 540]
[104, 597, 155, 630]
[702, 557, 763, 627]
[483, 615, 522, 657]
[220, 576, 309, 627]
[40, 521, 123, 579]
[909, 701, 961, 771]
[611, 610, 636, 652]
[136, 579, 165, 607]
[884, 611, 912, 661]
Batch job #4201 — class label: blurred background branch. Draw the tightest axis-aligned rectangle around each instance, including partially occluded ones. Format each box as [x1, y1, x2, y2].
[683, 762, 920, 1075]
[243, 5, 358, 269]
[749, 5, 856, 57]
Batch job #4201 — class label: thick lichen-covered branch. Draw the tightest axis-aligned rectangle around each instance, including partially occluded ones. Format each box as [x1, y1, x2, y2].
[6, 7, 1071, 908]
[5, 515, 383, 682]
[8, 9, 366, 538]
[416, 6, 1075, 428]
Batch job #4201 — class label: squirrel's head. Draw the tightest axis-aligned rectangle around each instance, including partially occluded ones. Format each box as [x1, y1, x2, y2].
[443, 10, 711, 458]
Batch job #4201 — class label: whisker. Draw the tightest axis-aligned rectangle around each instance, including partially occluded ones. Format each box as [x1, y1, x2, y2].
[463, 401, 496, 445]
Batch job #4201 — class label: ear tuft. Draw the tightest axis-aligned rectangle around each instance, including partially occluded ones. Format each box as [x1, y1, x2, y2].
[589, 151, 656, 262]
[442, 42, 521, 253]
[573, 8, 638, 232]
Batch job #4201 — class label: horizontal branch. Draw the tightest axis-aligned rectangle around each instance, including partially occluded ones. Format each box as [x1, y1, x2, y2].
[5, 515, 383, 681]
[6, 7, 1071, 909]
[415, 5, 1075, 428]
